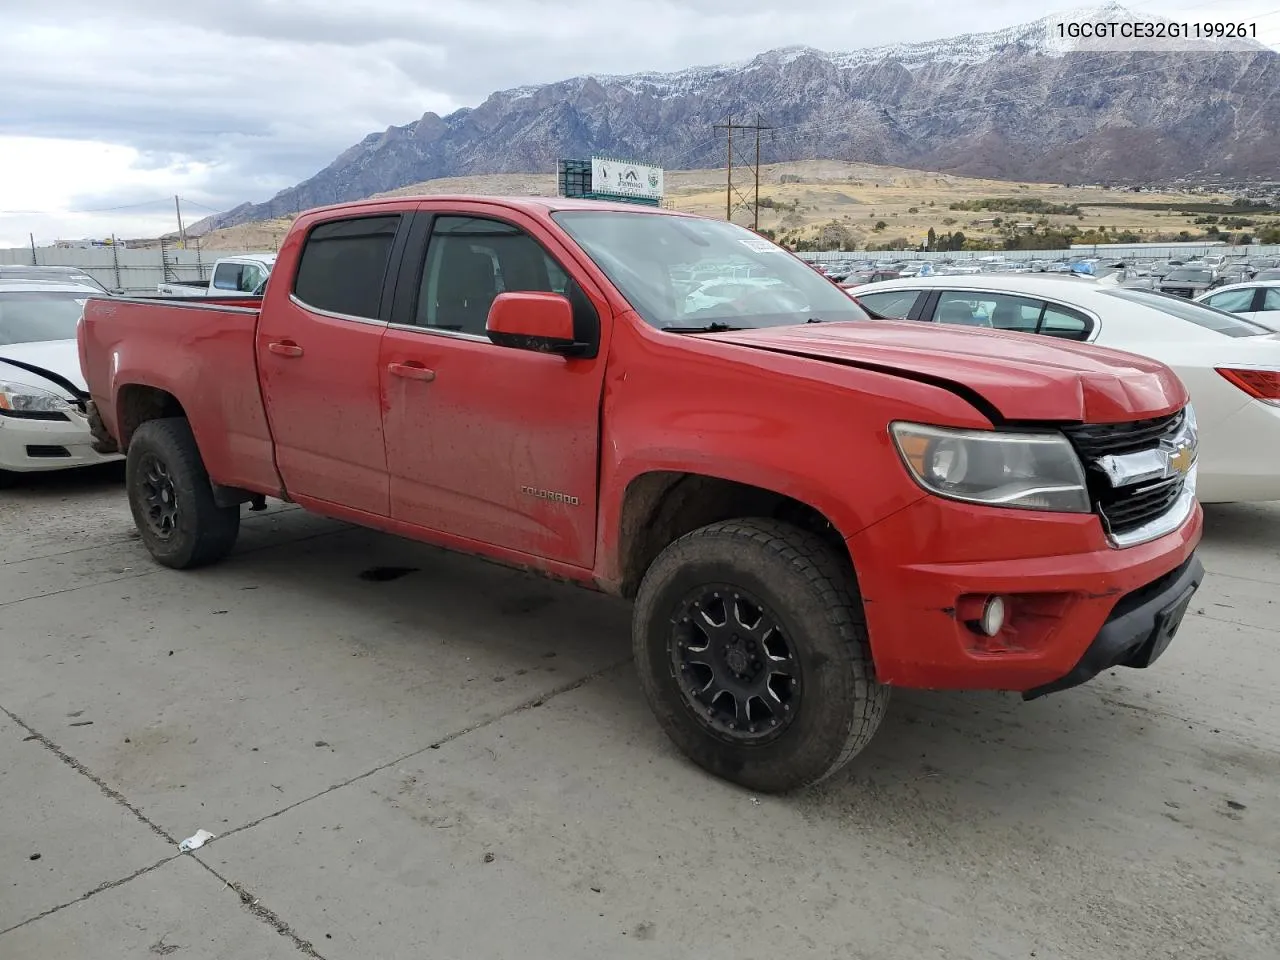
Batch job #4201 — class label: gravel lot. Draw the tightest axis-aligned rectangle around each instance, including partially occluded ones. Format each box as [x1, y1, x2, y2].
[1, 464, 1277, 960]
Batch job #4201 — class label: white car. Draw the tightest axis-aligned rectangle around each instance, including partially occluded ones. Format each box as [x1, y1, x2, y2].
[0, 281, 123, 478]
[1194, 279, 1280, 331]
[845, 274, 1280, 503]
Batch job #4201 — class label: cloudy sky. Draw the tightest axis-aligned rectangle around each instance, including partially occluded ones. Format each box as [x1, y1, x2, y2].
[1, 0, 1276, 247]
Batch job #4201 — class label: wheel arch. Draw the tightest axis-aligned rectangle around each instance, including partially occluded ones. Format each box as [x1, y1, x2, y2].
[115, 383, 187, 451]
[611, 469, 854, 599]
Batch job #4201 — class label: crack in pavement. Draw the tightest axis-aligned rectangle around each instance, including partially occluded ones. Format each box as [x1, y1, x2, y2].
[209, 656, 635, 847]
[188, 863, 329, 960]
[0, 705, 175, 845]
[0, 855, 176, 938]
[0, 656, 632, 953]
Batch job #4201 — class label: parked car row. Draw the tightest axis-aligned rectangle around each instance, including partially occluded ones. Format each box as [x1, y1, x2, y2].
[807, 253, 1280, 297]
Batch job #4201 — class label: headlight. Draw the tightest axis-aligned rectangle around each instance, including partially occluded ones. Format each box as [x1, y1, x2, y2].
[0, 380, 73, 415]
[890, 422, 1091, 513]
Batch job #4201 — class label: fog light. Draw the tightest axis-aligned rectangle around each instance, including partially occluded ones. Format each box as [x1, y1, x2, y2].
[979, 596, 1007, 637]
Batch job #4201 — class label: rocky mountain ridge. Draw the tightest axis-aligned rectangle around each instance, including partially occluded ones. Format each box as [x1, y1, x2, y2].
[197, 3, 1279, 231]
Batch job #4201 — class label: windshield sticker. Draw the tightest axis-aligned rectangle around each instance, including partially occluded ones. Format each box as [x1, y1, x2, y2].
[738, 237, 783, 254]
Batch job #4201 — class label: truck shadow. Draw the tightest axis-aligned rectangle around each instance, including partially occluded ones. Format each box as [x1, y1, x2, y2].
[1199, 501, 1280, 549]
[0, 461, 125, 497]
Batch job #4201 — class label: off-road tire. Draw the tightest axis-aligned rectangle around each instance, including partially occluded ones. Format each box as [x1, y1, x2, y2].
[126, 417, 240, 569]
[633, 518, 889, 793]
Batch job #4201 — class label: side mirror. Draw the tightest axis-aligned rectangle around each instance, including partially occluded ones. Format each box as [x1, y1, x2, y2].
[486, 291, 583, 355]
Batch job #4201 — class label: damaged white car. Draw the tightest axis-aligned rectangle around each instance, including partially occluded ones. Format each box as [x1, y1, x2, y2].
[0, 281, 123, 478]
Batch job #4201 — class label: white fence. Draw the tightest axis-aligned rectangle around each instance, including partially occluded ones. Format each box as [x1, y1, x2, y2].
[0, 245, 263, 294]
[6, 240, 1279, 293]
[800, 244, 1280, 263]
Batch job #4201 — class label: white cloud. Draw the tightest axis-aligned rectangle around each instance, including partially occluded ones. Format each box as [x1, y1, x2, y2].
[1, 0, 1276, 247]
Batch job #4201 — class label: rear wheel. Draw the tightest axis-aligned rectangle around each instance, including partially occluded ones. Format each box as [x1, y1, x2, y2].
[632, 518, 888, 793]
[126, 418, 239, 569]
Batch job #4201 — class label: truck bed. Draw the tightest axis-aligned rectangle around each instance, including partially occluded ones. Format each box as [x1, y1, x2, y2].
[79, 296, 283, 495]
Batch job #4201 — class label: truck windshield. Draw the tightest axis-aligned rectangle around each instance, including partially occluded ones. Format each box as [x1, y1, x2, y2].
[0, 291, 89, 345]
[552, 211, 870, 330]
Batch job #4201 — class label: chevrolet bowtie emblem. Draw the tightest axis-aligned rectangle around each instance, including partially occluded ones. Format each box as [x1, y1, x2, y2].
[1167, 443, 1194, 476]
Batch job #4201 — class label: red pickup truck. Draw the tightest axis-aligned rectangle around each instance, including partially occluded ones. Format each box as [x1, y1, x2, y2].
[79, 196, 1204, 792]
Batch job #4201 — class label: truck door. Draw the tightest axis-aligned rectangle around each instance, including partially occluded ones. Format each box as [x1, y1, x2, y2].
[256, 213, 407, 516]
[378, 208, 608, 568]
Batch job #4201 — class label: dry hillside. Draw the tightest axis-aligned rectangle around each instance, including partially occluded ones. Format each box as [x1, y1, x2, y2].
[196, 160, 1264, 252]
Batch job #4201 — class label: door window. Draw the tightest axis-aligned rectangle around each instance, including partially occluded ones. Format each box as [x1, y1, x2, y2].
[934, 292, 1041, 333]
[855, 290, 920, 320]
[1262, 288, 1280, 312]
[415, 216, 595, 342]
[293, 215, 400, 320]
[211, 262, 243, 291]
[1204, 288, 1257, 313]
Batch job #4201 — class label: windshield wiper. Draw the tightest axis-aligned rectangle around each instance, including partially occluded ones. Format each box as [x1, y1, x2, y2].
[662, 322, 745, 333]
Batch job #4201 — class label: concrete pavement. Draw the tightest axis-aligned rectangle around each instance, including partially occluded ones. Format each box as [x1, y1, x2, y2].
[2, 464, 1277, 959]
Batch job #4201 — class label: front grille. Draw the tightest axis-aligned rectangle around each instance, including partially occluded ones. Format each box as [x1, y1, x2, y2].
[1097, 477, 1183, 534]
[1062, 410, 1184, 458]
[1061, 411, 1188, 538]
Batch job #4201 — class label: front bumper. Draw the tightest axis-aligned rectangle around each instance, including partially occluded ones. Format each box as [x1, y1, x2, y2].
[848, 494, 1203, 694]
[0, 409, 125, 473]
[1022, 553, 1203, 699]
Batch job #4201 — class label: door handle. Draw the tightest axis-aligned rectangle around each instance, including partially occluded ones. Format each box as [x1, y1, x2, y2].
[387, 361, 436, 382]
[268, 340, 303, 358]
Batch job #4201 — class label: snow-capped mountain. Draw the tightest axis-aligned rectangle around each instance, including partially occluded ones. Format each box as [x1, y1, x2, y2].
[202, 3, 1278, 229]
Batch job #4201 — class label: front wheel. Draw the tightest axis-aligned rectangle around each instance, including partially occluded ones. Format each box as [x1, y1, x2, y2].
[126, 418, 240, 569]
[632, 518, 889, 794]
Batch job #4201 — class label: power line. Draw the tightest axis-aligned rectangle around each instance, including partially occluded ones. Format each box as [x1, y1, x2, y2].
[712, 114, 774, 226]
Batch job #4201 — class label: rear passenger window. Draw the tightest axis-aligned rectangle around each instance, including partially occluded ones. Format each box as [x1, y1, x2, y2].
[294, 216, 400, 320]
[1038, 304, 1091, 341]
[854, 290, 919, 320]
[212, 263, 243, 291]
[1262, 289, 1280, 312]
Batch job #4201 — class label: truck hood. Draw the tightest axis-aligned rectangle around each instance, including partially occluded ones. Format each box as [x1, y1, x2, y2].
[0, 339, 87, 399]
[703, 320, 1186, 423]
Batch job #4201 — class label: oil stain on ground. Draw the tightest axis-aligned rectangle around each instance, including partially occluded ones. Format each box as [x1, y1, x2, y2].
[358, 566, 420, 582]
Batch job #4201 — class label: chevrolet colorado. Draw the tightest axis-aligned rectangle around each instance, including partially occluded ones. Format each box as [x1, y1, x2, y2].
[78, 196, 1204, 792]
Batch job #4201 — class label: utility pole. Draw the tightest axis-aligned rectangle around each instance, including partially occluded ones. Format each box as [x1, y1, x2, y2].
[712, 114, 773, 228]
[715, 113, 733, 220]
[29, 233, 37, 266]
[754, 112, 763, 231]
[111, 234, 121, 292]
[174, 195, 187, 248]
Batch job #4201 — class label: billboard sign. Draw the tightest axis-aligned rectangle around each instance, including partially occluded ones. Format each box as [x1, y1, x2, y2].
[590, 158, 664, 201]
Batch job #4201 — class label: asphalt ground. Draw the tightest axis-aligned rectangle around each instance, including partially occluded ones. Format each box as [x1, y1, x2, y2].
[2, 463, 1276, 959]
